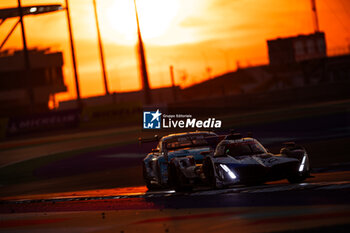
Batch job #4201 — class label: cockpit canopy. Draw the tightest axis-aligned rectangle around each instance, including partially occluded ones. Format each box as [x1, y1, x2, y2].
[162, 132, 217, 151]
[214, 139, 267, 157]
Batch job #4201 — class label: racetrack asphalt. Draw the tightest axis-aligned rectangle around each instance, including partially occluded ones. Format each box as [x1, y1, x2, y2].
[0, 171, 349, 233]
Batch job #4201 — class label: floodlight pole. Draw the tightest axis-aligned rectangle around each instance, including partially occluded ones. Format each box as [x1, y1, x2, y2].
[18, 0, 34, 108]
[65, 0, 82, 106]
[133, 0, 152, 105]
[93, 0, 109, 95]
[17, 0, 30, 70]
[311, 0, 320, 32]
[169, 65, 177, 102]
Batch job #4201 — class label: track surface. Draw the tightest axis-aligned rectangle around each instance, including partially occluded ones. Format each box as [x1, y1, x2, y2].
[0, 105, 349, 232]
[1, 171, 350, 233]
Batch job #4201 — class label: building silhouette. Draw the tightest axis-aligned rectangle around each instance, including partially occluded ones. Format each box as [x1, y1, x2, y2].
[0, 48, 66, 116]
[268, 32, 327, 66]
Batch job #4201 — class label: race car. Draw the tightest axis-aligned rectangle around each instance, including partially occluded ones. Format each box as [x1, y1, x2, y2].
[142, 131, 218, 190]
[167, 133, 311, 191]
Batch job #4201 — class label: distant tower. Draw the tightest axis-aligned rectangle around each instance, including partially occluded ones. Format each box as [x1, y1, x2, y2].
[311, 0, 320, 32]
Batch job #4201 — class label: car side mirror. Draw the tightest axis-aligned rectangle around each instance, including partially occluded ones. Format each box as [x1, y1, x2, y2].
[152, 148, 160, 153]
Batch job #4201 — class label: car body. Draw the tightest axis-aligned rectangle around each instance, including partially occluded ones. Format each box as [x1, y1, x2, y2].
[142, 131, 218, 190]
[167, 134, 311, 191]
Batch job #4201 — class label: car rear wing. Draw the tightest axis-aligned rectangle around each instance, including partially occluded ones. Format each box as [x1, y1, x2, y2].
[204, 131, 249, 148]
[138, 135, 160, 144]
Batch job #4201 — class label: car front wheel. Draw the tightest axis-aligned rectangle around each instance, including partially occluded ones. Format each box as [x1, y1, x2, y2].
[202, 157, 218, 189]
[287, 173, 308, 183]
[168, 162, 192, 192]
[143, 163, 159, 191]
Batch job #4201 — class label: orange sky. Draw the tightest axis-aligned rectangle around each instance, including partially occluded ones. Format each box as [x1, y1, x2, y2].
[1, 0, 350, 102]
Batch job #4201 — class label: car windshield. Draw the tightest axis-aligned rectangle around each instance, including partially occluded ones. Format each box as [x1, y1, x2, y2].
[225, 141, 266, 156]
[166, 134, 211, 151]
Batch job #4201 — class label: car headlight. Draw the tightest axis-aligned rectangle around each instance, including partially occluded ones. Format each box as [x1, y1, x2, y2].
[298, 154, 307, 172]
[219, 164, 237, 179]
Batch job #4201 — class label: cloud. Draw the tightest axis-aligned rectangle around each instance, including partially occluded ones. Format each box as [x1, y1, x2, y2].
[208, 0, 242, 9]
[180, 17, 208, 28]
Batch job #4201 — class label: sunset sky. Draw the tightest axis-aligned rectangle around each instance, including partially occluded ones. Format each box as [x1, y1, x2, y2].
[1, 0, 350, 102]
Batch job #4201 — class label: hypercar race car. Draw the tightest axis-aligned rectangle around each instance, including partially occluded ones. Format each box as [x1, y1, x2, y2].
[142, 131, 218, 190]
[142, 131, 310, 191]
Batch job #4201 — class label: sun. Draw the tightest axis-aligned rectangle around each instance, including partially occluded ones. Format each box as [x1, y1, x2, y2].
[105, 0, 179, 43]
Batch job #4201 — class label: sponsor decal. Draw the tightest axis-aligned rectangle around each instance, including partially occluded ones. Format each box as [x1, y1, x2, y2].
[6, 109, 80, 136]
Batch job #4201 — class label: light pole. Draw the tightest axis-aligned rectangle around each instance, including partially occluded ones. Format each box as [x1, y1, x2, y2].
[17, 0, 29, 70]
[65, 0, 81, 106]
[310, 0, 320, 32]
[133, 0, 151, 105]
[169, 65, 177, 102]
[17, 0, 34, 109]
[93, 0, 109, 95]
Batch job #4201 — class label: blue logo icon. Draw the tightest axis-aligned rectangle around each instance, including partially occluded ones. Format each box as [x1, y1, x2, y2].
[143, 109, 161, 129]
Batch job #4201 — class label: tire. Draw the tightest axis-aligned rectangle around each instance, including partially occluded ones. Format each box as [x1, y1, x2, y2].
[202, 157, 217, 189]
[143, 163, 159, 191]
[145, 182, 159, 191]
[168, 163, 192, 192]
[167, 163, 176, 187]
[287, 173, 307, 183]
[287, 153, 310, 184]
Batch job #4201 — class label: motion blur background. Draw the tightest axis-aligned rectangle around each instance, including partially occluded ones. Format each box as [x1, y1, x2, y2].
[0, 0, 349, 197]
[1, 0, 350, 101]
